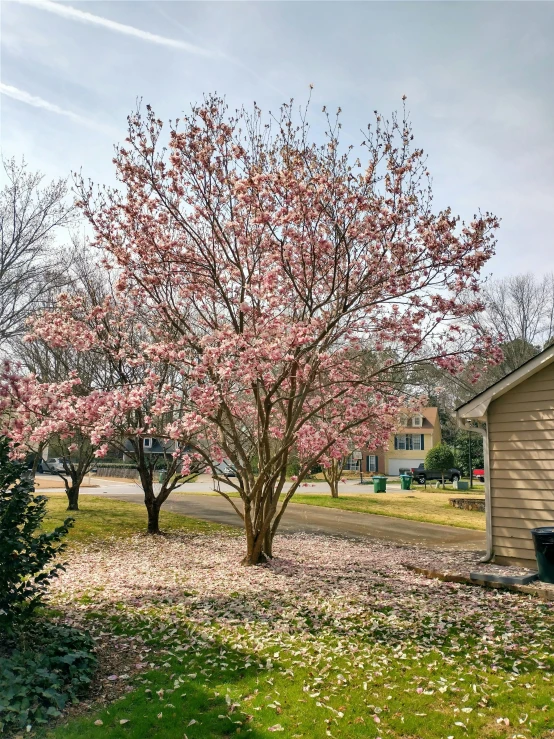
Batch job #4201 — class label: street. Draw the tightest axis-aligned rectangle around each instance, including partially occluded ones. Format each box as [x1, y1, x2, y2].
[38, 474, 486, 551]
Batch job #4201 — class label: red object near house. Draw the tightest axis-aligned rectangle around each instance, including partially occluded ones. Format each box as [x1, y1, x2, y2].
[473, 468, 485, 481]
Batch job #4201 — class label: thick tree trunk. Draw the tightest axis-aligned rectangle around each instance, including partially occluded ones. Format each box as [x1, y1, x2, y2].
[136, 459, 162, 534]
[66, 486, 79, 511]
[242, 539, 271, 565]
[146, 499, 161, 534]
[330, 479, 339, 498]
[239, 476, 291, 565]
[242, 526, 272, 566]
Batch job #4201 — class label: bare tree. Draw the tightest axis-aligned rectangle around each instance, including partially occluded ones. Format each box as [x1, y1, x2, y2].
[0, 158, 74, 347]
[478, 273, 554, 374]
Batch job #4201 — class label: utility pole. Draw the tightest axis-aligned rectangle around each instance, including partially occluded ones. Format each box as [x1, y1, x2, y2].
[469, 432, 473, 488]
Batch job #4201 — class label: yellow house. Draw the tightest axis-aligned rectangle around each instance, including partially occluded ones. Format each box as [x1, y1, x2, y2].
[359, 407, 442, 476]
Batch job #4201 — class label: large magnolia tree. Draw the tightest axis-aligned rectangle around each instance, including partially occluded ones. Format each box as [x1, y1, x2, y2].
[8, 97, 500, 563]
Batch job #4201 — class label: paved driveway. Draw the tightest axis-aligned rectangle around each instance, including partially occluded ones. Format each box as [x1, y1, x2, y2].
[80, 477, 485, 551]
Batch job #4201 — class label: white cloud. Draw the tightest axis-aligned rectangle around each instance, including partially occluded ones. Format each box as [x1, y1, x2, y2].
[0, 82, 112, 133]
[12, 0, 218, 57]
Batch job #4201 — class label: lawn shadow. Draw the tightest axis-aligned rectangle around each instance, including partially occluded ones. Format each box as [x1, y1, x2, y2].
[38, 614, 278, 739]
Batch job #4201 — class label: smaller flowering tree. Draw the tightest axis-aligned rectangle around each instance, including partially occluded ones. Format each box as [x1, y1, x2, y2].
[1, 290, 205, 529]
[0, 359, 203, 528]
[42, 432, 96, 511]
[305, 379, 424, 497]
[0, 368, 100, 510]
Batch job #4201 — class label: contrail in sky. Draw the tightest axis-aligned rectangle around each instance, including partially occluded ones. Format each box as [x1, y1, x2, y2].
[1, 82, 113, 132]
[13, 0, 218, 56]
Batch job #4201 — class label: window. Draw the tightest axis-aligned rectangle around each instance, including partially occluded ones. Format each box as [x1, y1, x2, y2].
[366, 455, 378, 472]
[412, 414, 423, 427]
[399, 414, 408, 427]
[143, 437, 152, 449]
[344, 454, 360, 471]
[394, 434, 425, 451]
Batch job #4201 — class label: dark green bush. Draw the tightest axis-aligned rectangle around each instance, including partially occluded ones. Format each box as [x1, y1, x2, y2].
[0, 439, 73, 629]
[0, 440, 97, 733]
[0, 622, 97, 733]
[286, 459, 300, 477]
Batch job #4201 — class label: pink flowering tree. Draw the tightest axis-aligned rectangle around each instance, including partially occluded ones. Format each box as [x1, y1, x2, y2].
[1, 290, 205, 525]
[297, 391, 397, 498]
[0, 368, 99, 510]
[4, 319, 102, 510]
[32, 95, 500, 563]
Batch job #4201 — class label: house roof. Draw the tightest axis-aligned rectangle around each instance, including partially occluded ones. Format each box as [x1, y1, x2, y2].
[397, 407, 438, 431]
[456, 343, 554, 421]
[422, 407, 438, 427]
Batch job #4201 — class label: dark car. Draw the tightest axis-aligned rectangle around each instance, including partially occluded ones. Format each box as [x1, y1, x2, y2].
[410, 463, 461, 485]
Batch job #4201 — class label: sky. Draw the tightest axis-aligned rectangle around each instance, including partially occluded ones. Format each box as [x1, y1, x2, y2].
[1, 0, 553, 279]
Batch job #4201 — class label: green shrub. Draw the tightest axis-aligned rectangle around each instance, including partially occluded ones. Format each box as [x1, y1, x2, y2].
[0, 622, 97, 733]
[0, 440, 97, 733]
[0, 438, 73, 629]
[425, 443, 455, 486]
[286, 460, 300, 477]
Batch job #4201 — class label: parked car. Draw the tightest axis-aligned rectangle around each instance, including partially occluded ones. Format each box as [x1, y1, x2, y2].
[473, 468, 485, 482]
[410, 463, 461, 485]
[41, 457, 68, 473]
[213, 461, 237, 477]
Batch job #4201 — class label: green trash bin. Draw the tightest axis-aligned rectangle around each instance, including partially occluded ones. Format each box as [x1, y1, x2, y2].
[372, 475, 387, 493]
[158, 470, 166, 483]
[400, 474, 412, 491]
[531, 527, 554, 584]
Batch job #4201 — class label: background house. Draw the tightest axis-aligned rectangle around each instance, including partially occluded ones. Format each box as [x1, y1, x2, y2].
[344, 408, 442, 476]
[456, 345, 554, 568]
[122, 436, 177, 461]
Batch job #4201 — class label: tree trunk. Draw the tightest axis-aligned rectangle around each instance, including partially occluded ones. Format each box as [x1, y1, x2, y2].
[242, 543, 270, 566]
[136, 459, 162, 534]
[330, 479, 339, 498]
[263, 528, 273, 559]
[242, 527, 272, 566]
[146, 500, 161, 534]
[66, 486, 79, 511]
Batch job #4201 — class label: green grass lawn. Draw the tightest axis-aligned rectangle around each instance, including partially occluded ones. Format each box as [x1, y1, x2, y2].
[173, 487, 485, 530]
[34, 497, 552, 739]
[39, 619, 554, 739]
[43, 494, 233, 544]
[291, 492, 486, 530]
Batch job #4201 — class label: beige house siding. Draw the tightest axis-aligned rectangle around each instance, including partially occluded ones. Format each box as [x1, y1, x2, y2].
[488, 361, 554, 567]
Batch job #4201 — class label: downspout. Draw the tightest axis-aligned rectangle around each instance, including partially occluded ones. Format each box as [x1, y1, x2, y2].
[456, 414, 493, 563]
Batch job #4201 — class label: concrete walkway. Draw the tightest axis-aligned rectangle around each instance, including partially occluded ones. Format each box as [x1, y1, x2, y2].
[90, 484, 485, 550]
